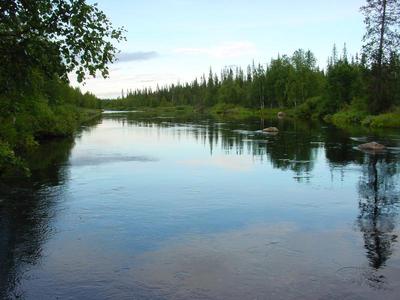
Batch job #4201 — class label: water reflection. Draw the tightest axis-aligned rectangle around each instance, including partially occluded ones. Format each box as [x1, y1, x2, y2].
[357, 154, 400, 286]
[0, 114, 399, 299]
[0, 138, 74, 299]
[107, 114, 326, 177]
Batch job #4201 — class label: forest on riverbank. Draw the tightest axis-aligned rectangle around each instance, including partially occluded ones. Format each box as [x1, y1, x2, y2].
[1, 0, 400, 176]
[103, 46, 400, 128]
[104, 0, 400, 128]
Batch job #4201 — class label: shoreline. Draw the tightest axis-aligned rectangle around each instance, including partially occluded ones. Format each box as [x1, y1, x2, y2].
[101, 104, 400, 128]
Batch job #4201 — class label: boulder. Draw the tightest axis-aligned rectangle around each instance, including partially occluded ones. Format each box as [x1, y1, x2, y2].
[358, 142, 385, 151]
[277, 111, 286, 118]
[263, 127, 279, 133]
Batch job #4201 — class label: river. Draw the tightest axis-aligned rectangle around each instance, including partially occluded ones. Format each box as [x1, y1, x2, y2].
[1, 112, 400, 299]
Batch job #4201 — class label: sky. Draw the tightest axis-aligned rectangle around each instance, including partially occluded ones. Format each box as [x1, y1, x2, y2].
[71, 0, 366, 99]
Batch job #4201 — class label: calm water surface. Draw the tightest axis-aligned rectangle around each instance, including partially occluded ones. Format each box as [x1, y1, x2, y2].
[1, 112, 400, 299]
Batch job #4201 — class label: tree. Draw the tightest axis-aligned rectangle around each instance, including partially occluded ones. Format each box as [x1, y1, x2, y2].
[326, 44, 367, 111]
[361, 0, 400, 112]
[288, 49, 319, 107]
[0, 0, 125, 90]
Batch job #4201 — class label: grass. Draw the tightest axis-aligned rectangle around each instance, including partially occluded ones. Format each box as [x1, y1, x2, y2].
[328, 106, 400, 129]
[329, 110, 368, 127]
[361, 108, 400, 128]
[210, 103, 294, 120]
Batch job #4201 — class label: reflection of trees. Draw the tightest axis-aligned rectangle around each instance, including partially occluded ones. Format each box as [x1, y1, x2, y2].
[113, 114, 322, 177]
[261, 120, 318, 177]
[107, 114, 400, 273]
[324, 126, 364, 166]
[1, 114, 399, 296]
[0, 138, 75, 299]
[357, 155, 400, 272]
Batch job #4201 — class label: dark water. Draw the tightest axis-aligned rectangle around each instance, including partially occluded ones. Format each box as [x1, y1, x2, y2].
[1, 112, 400, 300]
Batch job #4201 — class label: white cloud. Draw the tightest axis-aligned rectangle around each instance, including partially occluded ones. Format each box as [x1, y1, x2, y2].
[117, 51, 159, 63]
[70, 70, 182, 99]
[174, 41, 258, 58]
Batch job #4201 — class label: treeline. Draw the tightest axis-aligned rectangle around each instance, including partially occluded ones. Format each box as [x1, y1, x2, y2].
[103, 46, 400, 119]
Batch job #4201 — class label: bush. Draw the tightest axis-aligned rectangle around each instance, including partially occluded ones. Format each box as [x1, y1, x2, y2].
[0, 141, 29, 176]
[362, 108, 400, 128]
[212, 103, 236, 114]
[295, 96, 331, 119]
[330, 109, 368, 127]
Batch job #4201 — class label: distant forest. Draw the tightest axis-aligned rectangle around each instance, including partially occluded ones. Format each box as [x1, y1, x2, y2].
[104, 46, 399, 116]
[105, 0, 400, 120]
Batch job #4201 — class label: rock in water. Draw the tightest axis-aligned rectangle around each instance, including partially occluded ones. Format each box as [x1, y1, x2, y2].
[263, 127, 279, 133]
[358, 142, 385, 151]
[277, 112, 286, 118]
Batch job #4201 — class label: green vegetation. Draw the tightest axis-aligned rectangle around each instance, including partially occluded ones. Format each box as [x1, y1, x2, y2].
[329, 109, 369, 127]
[103, 49, 326, 112]
[0, 76, 102, 175]
[104, 45, 399, 126]
[210, 104, 294, 120]
[327, 105, 400, 129]
[0, 0, 124, 176]
[362, 109, 400, 128]
[1, 0, 399, 176]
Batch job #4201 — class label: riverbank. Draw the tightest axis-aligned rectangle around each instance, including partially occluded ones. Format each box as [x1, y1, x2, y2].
[0, 106, 101, 177]
[326, 107, 400, 128]
[103, 104, 296, 120]
[103, 104, 400, 128]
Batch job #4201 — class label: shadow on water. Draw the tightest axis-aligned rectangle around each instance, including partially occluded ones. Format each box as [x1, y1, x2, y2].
[0, 138, 74, 299]
[0, 120, 100, 299]
[0, 113, 399, 298]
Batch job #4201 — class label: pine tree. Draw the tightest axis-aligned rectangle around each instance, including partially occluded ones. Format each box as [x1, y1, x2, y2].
[361, 0, 400, 112]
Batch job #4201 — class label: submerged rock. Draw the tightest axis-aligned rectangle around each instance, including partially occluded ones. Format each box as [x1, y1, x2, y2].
[263, 127, 279, 133]
[358, 142, 386, 151]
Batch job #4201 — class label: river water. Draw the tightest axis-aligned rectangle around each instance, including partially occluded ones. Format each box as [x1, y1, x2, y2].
[1, 112, 400, 299]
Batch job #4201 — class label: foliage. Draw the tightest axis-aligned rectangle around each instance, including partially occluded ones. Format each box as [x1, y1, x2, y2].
[211, 103, 255, 119]
[361, 0, 400, 66]
[103, 39, 399, 128]
[294, 96, 330, 119]
[360, 0, 400, 113]
[326, 46, 367, 112]
[0, 0, 125, 85]
[0, 0, 120, 176]
[330, 109, 369, 127]
[362, 108, 400, 127]
[103, 49, 326, 112]
[0, 141, 28, 176]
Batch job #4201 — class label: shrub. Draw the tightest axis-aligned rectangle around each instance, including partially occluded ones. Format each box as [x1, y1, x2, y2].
[362, 109, 400, 128]
[0, 141, 29, 176]
[295, 96, 330, 119]
[330, 109, 368, 126]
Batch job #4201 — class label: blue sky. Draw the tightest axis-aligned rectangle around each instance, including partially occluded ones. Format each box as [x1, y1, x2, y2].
[72, 0, 366, 98]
